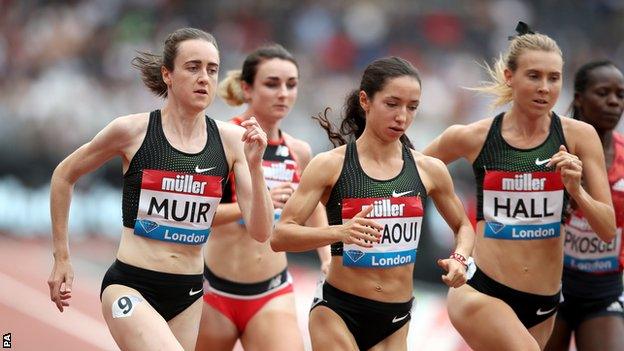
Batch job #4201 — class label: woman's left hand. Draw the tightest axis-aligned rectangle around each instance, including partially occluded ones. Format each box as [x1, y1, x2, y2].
[547, 145, 583, 196]
[437, 258, 467, 288]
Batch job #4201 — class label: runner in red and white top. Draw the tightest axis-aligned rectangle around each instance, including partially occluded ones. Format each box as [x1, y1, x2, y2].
[196, 44, 330, 351]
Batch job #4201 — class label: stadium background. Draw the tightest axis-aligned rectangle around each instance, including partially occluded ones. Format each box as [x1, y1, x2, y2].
[1, 0, 623, 350]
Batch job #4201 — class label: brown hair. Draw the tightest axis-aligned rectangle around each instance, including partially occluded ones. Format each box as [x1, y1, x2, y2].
[314, 56, 421, 148]
[132, 28, 218, 98]
[218, 44, 298, 106]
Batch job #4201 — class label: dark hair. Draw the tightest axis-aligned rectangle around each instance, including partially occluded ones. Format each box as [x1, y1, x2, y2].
[571, 60, 617, 119]
[218, 43, 298, 106]
[132, 28, 218, 98]
[314, 56, 421, 148]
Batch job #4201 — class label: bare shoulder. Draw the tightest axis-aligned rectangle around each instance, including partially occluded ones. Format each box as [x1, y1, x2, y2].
[559, 115, 596, 136]
[411, 149, 453, 195]
[559, 115, 600, 153]
[303, 145, 346, 184]
[110, 112, 149, 131]
[215, 118, 245, 139]
[426, 117, 494, 162]
[283, 132, 312, 156]
[447, 118, 493, 142]
[310, 146, 345, 170]
[283, 132, 313, 163]
[214, 119, 245, 160]
[412, 150, 449, 179]
[99, 112, 149, 145]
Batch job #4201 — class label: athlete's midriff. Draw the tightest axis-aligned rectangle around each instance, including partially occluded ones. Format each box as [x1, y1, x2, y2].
[206, 222, 288, 283]
[116, 227, 204, 274]
[205, 124, 297, 284]
[474, 220, 564, 294]
[327, 259, 415, 302]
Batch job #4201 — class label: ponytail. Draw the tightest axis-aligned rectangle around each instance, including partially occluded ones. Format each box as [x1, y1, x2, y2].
[471, 26, 561, 109]
[314, 89, 414, 149]
[218, 70, 245, 106]
[131, 27, 218, 98]
[132, 51, 168, 97]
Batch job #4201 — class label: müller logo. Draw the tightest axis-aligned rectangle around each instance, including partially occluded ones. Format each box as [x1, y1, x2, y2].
[501, 174, 546, 191]
[161, 174, 208, 194]
[262, 161, 297, 182]
[363, 199, 412, 218]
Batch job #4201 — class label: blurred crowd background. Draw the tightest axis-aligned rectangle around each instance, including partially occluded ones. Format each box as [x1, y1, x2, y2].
[1, 0, 623, 284]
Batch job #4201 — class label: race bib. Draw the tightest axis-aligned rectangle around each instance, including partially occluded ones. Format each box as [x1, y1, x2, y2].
[263, 159, 299, 222]
[134, 170, 222, 245]
[342, 196, 423, 268]
[483, 171, 564, 240]
[564, 213, 622, 273]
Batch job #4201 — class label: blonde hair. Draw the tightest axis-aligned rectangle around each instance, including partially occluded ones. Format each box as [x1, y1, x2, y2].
[474, 33, 562, 108]
[217, 69, 245, 106]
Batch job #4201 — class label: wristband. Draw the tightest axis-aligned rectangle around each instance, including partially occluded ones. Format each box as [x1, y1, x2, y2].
[449, 252, 468, 268]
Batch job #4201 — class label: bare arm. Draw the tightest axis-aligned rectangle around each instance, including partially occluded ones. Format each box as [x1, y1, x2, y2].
[423, 121, 490, 164]
[307, 203, 331, 274]
[551, 121, 616, 241]
[418, 155, 475, 288]
[211, 202, 243, 226]
[289, 136, 331, 272]
[271, 151, 382, 252]
[227, 118, 273, 242]
[49, 116, 137, 312]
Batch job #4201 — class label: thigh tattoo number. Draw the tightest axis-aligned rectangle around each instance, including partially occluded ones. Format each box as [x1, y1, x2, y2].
[112, 295, 143, 319]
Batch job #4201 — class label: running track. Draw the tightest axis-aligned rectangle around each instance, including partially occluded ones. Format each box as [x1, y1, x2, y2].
[0, 236, 471, 350]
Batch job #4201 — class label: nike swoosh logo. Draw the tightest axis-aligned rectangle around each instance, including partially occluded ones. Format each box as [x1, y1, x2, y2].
[195, 166, 216, 173]
[536, 306, 556, 316]
[392, 313, 410, 323]
[534, 158, 551, 166]
[189, 288, 203, 296]
[391, 190, 414, 198]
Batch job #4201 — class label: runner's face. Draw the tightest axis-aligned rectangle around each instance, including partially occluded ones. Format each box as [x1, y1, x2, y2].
[508, 50, 562, 118]
[575, 65, 624, 131]
[164, 39, 220, 111]
[244, 58, 298, 123]
[363, 75, 421, 142]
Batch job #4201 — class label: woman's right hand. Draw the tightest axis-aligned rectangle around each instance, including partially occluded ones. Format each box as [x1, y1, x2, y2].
[337, 206, 383, 248]
[241, 117, 268, 169]
[48, 257, 74, 312]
